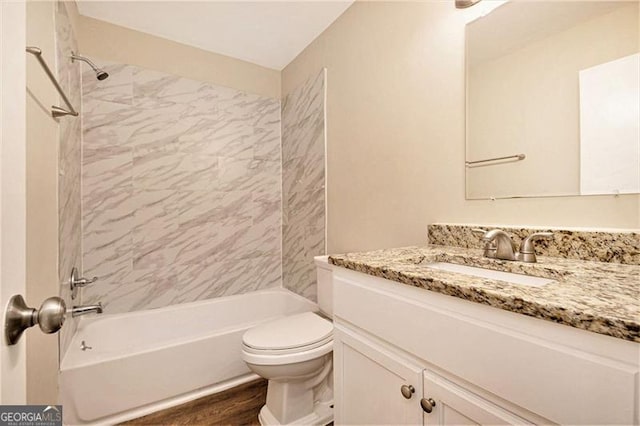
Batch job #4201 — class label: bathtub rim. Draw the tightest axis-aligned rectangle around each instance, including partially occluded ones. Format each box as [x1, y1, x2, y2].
[60, 288, 318, 370]
[73, 287, 314, 324]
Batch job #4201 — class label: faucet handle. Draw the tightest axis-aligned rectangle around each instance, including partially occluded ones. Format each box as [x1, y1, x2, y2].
[518, 232, 553, 263]
[70, 267, 99, 300]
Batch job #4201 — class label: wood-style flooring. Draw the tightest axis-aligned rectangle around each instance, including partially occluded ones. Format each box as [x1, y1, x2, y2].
[121, 379, 267, 426]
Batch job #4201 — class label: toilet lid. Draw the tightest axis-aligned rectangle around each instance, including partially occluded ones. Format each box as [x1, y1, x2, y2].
[242, 312, 333, 352]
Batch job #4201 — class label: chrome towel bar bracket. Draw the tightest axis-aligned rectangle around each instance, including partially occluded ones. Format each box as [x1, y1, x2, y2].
[26, 46, 79, 118]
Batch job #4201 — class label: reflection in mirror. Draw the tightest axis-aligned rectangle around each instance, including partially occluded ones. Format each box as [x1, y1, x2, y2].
[465, 1, 639, 200]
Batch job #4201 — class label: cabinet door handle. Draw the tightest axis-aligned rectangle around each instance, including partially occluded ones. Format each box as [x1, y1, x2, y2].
[400, 385, 415, 399]
[420, 398, 436, 413]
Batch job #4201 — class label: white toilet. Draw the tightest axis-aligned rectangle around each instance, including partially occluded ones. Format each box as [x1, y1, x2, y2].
[242, 256, 334, 426]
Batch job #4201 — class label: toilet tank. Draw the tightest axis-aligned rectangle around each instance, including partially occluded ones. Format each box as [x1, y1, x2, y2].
[314, 256, 333, 318]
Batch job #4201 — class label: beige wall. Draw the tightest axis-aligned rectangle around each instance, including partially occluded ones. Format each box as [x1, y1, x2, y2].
[67, 2, 280, 99]
[282, 1, 640, 254]
[25, 0, 59, 404]
[468, 3, 638, 199]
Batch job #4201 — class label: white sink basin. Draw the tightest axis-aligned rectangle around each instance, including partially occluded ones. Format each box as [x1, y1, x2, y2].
[424, 262, 554, 287]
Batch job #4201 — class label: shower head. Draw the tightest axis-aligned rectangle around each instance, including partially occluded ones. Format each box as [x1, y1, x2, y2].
[71, 52, 109, 80]
[455, 0, 482, 8]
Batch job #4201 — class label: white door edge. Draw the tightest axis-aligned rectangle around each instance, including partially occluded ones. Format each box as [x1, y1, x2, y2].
[0, 0, 28, 404]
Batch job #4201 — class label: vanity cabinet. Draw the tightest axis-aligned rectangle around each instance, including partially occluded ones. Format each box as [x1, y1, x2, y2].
[334, 325, 535, 426]
[330, 266, 640, 425]
[334, 324, 536, 426]
[422, 370, 533, 425]
[334, 327, 423, 425]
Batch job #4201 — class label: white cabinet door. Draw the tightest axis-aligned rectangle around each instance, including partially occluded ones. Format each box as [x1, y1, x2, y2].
[422, 370, 534, 426]
[334, 325, 423, 425]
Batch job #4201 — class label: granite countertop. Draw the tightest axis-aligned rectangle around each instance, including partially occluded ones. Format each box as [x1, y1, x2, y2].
[328, 245, 640, 342]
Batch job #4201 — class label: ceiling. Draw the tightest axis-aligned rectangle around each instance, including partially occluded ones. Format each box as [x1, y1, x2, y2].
[77, 1, 354, 70]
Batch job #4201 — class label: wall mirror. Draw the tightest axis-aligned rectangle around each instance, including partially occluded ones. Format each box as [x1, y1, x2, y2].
[465, 1, 639, 200]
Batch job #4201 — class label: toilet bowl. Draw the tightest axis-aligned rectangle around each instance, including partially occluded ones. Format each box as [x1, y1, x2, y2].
[241, 311, 334, 426]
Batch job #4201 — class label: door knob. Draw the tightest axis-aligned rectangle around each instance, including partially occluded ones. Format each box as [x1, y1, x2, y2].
[400, 384, 415, 399]
[5, 294, 66, 345]
[420, 398, 436, 413]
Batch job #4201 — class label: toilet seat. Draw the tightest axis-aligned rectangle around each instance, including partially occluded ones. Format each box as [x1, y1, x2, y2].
[242, 340, 333, 366]
[243, 334, 333, 355]
[243, 312, 333, 351]
[242, 312, 333, 365]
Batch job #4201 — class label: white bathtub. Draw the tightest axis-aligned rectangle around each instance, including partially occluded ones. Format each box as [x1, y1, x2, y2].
[60, 289, 316, 425]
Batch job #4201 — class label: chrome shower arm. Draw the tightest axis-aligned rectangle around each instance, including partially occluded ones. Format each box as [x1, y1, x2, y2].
[71, 52, 99, 70]
[71, 52, 109, 80]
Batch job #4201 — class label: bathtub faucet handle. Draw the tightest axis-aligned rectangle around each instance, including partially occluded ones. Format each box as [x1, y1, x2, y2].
[76, 276, 98, 286]
[70, 267, 99, 299]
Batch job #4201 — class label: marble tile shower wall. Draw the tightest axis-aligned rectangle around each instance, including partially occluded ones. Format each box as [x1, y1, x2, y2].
[55, 1, 82, 354]
[81, 62, 282, 313]
[281, 70, 326, 301]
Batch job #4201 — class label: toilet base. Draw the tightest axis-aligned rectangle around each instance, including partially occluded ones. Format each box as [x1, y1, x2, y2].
[258, 400, 333, 426]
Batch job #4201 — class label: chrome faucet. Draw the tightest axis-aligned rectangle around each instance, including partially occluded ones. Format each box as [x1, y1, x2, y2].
[70, 303, 103, 317]
[479, 229, 553, 263]
[481, 229, 518, 261]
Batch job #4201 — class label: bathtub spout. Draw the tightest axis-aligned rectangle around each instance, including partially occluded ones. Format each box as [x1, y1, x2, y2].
[71, 303, 103, 318]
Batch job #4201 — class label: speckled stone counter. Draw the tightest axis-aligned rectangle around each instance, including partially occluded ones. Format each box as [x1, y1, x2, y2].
[329, 246, 640, 342]
[428, 223, 640, 265]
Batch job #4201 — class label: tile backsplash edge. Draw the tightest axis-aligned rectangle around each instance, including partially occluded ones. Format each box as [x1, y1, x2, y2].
[427, 223, 640, 265]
